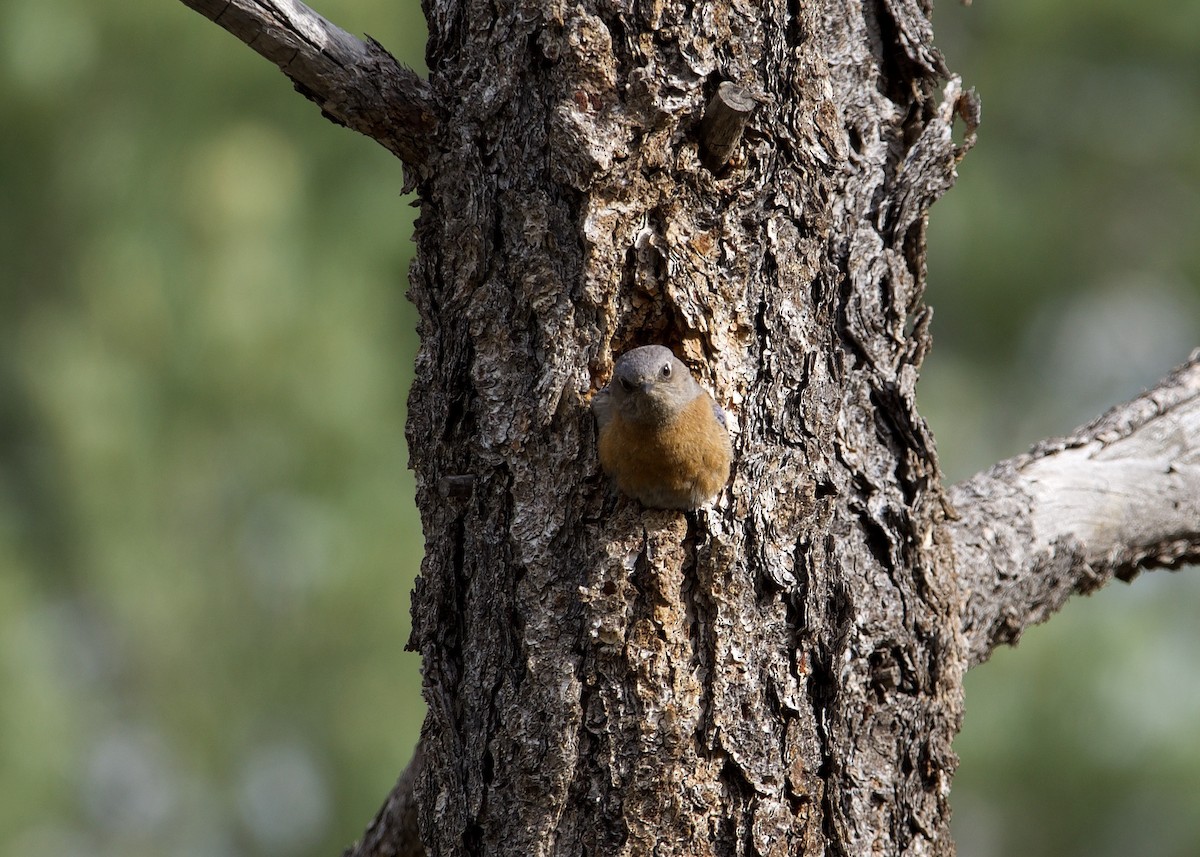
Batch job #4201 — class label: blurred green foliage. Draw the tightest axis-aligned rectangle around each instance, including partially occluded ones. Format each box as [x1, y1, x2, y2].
[0, 0, 1197, 855]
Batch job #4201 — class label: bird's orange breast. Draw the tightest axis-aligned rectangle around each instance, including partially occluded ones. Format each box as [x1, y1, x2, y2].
[598, 393, 731, 509]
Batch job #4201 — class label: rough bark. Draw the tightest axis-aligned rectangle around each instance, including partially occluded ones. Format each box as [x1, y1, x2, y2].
[171, 0, 1198, 856]
[401, 1, 971, 854]
[948, 351, 1200, 667]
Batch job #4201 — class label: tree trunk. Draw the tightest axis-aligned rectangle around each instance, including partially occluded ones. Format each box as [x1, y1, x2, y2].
[403, 1, 970, 853]
[175, 1, 1200, 855]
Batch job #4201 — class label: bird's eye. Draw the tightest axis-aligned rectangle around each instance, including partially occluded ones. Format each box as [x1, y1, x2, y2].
[619, 377, 635, 393]
[661, 363, 672, 379]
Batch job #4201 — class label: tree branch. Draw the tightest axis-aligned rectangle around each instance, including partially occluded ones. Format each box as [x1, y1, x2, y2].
[947, 351, 1200, 667]
[177, 0, 438, 166]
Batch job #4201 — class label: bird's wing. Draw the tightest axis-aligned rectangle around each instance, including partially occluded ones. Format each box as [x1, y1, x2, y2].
[710, 397, 728, 430]
[591, 386, 614, 430]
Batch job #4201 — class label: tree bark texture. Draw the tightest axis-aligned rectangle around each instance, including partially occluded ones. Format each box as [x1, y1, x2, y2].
[403, 1, 972, 854]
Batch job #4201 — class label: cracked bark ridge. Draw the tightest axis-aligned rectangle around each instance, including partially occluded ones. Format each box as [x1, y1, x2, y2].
[177, 0, 437, 166]
[948, 351, 1200, 667]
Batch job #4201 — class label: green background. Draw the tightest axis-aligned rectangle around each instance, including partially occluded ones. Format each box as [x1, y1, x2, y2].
[0, 1, 1196, 855]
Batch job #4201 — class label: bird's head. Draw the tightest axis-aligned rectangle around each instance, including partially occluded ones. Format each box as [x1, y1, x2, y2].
[609, 345, 699, 425]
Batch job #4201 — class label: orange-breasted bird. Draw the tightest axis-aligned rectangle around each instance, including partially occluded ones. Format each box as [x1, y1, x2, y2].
[592, 345, 732, 510]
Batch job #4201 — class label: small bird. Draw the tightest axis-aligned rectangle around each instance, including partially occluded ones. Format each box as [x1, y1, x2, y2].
[592, 345, 732, 510]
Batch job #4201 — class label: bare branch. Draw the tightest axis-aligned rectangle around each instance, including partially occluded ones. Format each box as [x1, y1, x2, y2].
[947, 351, 1200, 666]
[178, 0, 438, 165]
[698, 82, 758, 172]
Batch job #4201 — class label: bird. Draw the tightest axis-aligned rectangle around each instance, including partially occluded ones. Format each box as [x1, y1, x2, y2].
[592, 345, 732, 510]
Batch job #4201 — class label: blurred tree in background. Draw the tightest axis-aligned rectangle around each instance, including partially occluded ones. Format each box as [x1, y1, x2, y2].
[0, 1, 1195, 856]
